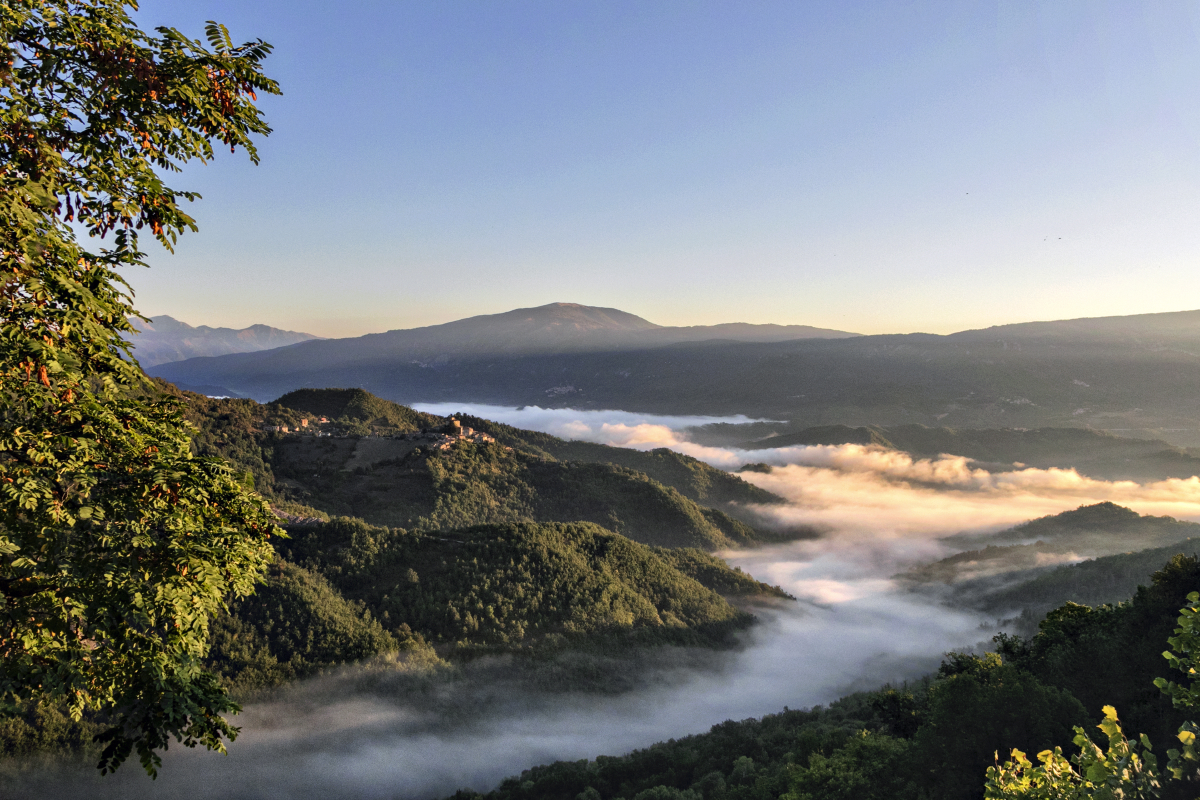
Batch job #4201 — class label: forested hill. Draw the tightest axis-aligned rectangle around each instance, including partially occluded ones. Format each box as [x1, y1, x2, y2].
[447, 414, 781, 508]
[901, 502, 1200, 586]
[160, 382, 785, 549]
[898, 503, 1200, 626]
[205, 517, 790, 693]
[0, 387, 796, 757]
[0, 517, 792, 752]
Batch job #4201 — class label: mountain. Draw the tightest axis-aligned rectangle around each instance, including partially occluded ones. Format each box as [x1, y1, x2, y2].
[149, 307, 1200, 445]
[126, 315, 321, 367]
[952, 308, 1200, 342]
[149, 301, 857, 395]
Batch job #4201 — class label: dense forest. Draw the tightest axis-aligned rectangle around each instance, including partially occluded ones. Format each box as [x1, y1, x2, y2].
[444, 555, 1200, 800]
[0, 512, 792, 761]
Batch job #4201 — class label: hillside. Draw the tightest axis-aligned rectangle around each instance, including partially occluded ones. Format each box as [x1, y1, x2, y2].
[126, 315, 320, 367]
[897, 503, 1200, 638]
[271, 434, 767, 549]
[449, 414, 782, 507]
[158, 382, 783, 549]
[900, 503, 1200, 587]
[275, 387, 443, 434]
[206, 517, 788, 693]
[969, 538, 1200, 619]
[282, 518, 786, 649]
[2, 517, 789, 755]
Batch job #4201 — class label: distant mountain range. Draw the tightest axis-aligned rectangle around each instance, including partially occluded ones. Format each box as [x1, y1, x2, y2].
[127, 315, 321, 367]
[150, 304, 1200, 446]
[157, 302, 855, 367]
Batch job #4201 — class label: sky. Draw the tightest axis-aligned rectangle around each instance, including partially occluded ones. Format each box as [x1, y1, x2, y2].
[126, 1, 1200, 339]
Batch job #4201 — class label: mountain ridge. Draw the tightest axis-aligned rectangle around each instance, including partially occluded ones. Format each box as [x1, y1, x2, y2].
[149, 305, 1200, 445]
[150, 301, 859, 380]
[128, 315, 321, 367]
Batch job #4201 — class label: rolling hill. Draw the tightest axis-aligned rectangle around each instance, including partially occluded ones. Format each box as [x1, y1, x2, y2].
[161, 382, 785, 549]
[208, 516, 790, 692]
[899, 503, 1200, 623]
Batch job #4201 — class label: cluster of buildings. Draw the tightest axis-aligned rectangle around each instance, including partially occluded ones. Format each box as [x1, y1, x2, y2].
[262, 416, 496, 451]
[263, 417, 329, 434]
[393, 418, 496, 451]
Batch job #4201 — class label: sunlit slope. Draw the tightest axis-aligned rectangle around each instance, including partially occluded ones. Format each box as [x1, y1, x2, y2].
[273, 387, 443, 433]
[449, 414, 782, 507]
[204, 517, 790, 691]
[272, 434, 767, 549]
[152, 308, 1200, 443]
[281, 518, 788, 650]
[160, 382, 782, 549]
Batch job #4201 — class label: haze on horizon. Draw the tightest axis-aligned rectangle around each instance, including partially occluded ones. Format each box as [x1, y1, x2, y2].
[129, 1, 1200, 339]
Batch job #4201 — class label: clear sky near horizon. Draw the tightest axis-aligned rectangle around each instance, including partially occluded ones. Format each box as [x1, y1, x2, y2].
[128, 1, 1200, 339]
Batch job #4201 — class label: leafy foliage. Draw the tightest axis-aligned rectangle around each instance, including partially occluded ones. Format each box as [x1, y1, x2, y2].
[985, 706, 1161, 800]
[0, 0, 281, 776]
[278, 517, 781, 651]
[994, 556, 1200, 748]
[206, 559, 401, 692]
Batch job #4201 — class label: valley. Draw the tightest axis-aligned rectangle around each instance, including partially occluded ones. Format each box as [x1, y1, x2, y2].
[12, 378, 1200, 800]
[8, 6, 1199, 798]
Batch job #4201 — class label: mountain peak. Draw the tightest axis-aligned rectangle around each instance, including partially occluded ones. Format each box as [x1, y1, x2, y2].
[450, 302, 662, 334]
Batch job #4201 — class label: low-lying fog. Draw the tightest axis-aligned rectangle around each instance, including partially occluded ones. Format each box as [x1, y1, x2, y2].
[20, 405, 1200, 800]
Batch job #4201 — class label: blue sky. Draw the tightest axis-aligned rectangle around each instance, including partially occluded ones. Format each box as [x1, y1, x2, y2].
[129, 1, 1200, 338]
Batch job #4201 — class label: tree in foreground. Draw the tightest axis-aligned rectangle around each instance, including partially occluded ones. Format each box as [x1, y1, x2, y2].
[985, 591, 1200, 799]
[0, 0, 281, 776]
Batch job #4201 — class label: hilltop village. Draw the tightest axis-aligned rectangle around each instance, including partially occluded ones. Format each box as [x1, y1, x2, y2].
[264, 415, 496, 451]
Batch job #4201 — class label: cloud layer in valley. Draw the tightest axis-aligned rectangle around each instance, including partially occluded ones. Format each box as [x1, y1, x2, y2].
[416, 403, 1200, 537]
